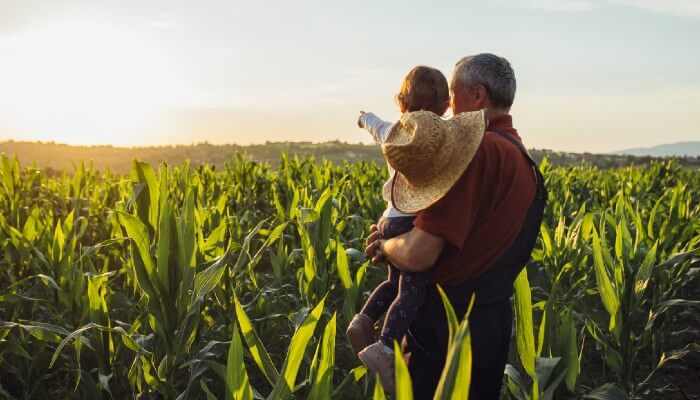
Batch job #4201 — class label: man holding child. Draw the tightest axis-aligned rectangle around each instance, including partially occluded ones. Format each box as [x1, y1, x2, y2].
[360, 53, 547, 399]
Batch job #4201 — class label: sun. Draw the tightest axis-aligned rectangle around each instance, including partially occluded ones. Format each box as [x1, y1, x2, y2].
[0, 23, 176, 146]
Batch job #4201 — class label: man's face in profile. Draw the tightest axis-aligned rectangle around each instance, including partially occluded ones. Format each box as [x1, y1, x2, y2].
[450, 69, 473, 115]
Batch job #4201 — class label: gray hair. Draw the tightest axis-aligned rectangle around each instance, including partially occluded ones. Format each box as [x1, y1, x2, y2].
[454, 53, 516, 109]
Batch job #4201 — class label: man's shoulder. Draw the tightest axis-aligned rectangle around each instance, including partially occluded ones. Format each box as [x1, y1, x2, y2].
[478, 130, 537, 192]
[462, 132, 509, 171]
[456, 130, 532, 188]
[482, 130, 524, 153]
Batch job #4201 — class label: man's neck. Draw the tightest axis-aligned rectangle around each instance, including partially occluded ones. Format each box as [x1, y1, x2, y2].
[486, 108, 509, 123]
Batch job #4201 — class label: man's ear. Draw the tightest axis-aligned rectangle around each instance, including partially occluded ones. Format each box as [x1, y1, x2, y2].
[473, 84, 488, 107]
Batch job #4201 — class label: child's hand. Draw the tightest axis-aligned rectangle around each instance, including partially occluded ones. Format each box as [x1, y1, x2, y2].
[365, 224, 386, 263]
[357, 111, 365, 128]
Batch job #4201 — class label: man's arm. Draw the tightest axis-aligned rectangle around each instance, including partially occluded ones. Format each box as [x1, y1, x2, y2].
[366, 225, 445, 272]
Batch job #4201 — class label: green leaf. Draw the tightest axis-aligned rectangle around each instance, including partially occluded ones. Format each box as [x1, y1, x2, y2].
[540, 224, 553, 256]
[561, 309, 579, 392]
[116, 211, 158, 299]
[583, 383, 628, 400]
[336, 242, 358, 322]
[132, 161, 160, 229]
[394, 341, 413, 400]
[226, 322, 253, 400]
[534, 357, 561, 389]
[51, 220, 64, 263]
[0, 321, 68, 344]
[331, 366, 367, 398]
[308, 313, 336, 400]
[646, 299, 700, 331]
[270, 297, 326, 397]
[203, 219, 227, 255]
[233, 293, 280, 384]
[373, 378, 387, 400]
[201, 380, 219, 400]
[633, 242, 657, 303]
[336, 242, 353, 291]
[193, 253, 229, 301]
[50, 323, 145, 368]
[436, 285, 459, 346]
[504, 364, 527, 399]
[514, 269, 537, 381]
[179, 187, 197, 279]
[157, 201, 173, 296]
[22, 210, 38, 241]
[591, 229, 621, 340]
[433, 293, 474, 400]
[267, 222, 288, 245]
[540, 370, 567, 400]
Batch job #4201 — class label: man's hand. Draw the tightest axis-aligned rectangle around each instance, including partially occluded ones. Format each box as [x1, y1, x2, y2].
[364, 224, 385, 263]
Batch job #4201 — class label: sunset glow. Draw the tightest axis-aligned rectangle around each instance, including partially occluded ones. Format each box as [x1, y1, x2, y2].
[0, 23, 185, 145]
[0, 1, 699, 152]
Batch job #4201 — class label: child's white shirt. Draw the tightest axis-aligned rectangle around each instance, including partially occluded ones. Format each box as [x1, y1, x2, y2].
[359, 112, 415, 218]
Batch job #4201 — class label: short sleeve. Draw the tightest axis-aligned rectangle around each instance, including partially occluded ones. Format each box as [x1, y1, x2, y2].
[413, 148, 487, 250]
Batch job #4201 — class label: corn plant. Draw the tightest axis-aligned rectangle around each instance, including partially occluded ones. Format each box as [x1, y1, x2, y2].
[1, 154, 698, 399]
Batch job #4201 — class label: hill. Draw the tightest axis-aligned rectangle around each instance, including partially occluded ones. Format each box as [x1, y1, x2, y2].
[0, 141, 385, 173]
[614, 141, 700, 157]
[1, 140, 699, 174]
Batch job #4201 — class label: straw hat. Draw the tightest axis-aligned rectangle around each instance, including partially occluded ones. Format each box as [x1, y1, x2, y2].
[381, 110, 485, 213]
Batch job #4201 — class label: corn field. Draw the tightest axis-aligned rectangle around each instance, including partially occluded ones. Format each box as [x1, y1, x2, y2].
[0, 153, 698, 399]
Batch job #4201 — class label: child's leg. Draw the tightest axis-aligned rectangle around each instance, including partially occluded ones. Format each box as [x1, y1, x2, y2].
[379, 216, 415, 239]
[359, 265, 399, 321]
[378, 269, 432, 348]
[358, 214, 415, 320]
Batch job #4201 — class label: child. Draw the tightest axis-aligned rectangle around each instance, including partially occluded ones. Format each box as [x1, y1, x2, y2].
[347, 65, 450, 392]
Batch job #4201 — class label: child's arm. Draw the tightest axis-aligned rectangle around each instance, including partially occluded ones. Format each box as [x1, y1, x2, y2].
[358, 111, 394, 144]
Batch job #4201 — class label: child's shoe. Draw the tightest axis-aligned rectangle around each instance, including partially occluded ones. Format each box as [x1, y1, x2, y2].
[358, 341, 395, 394]
[346, 314, 375, 355]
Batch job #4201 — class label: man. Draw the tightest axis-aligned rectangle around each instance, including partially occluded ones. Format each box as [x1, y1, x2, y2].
[365, 53, 547, 399]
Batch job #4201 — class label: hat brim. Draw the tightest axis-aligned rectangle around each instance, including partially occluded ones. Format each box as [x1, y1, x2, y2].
[390, 112, 485, 213]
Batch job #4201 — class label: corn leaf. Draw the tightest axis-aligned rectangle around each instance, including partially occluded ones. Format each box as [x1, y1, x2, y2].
[308, 313, 336, 400]
[271, 297, 326, 397]
[226, 322, 253, 400]
[394, 341, 413, 400]
[233, 293, 280, 384]
[591, 229, 621, 340]
[514, 269, 537, 380]
[433, 294, 474, 400]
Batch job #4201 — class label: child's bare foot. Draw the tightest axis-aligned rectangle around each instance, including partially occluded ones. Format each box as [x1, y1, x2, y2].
[358, 342, 395, 394]
[346, 314, 375, 356]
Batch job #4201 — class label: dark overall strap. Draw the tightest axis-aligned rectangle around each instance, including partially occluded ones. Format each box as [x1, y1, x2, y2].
[492, 129, 534, 161]
[492, 129, 547, 202]
[492, 129, 538, 177]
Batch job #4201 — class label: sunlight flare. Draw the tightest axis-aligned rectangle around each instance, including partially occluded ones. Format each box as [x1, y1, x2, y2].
[0, 23, 181, 145]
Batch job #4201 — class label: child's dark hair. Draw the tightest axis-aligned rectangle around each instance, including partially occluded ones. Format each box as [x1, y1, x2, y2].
[395, 66, 449, 114]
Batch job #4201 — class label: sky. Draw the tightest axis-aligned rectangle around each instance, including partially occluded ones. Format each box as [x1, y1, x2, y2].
[0, 0, 698, 153]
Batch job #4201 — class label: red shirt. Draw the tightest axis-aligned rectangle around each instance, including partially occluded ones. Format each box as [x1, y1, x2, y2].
[413, 115, 536, 285]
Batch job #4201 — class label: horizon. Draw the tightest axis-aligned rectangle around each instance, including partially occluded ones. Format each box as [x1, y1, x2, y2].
[4, 138, 700, 157]
[1, 1, 699, 153]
